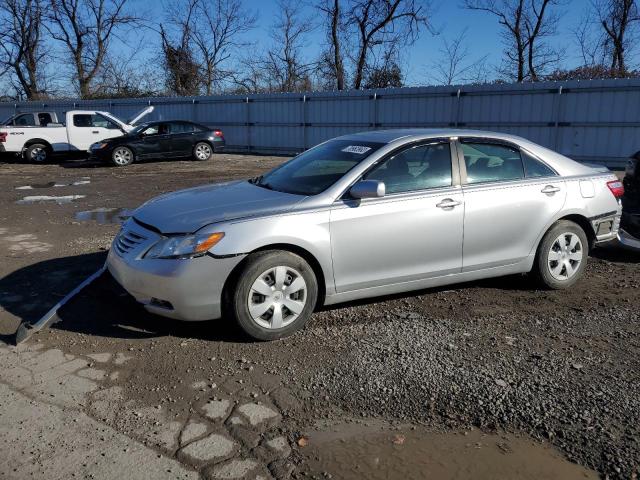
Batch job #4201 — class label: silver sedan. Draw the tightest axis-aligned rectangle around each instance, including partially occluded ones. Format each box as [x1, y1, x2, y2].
[107, 129, 623, 340]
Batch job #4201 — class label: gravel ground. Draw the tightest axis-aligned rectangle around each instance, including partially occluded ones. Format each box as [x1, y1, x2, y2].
[1, 154, 639, 479]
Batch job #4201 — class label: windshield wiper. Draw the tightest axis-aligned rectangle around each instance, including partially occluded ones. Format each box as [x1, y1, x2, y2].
[250, 175, 276, 191]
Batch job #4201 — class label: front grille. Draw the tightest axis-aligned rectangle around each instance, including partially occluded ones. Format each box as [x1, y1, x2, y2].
[114, 228, 148, 256]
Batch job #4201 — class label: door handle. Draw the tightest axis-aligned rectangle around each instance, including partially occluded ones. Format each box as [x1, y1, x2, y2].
[436, 198, 462, 209]
[541, 185, 561, 194]
[92, 130, 99, 134]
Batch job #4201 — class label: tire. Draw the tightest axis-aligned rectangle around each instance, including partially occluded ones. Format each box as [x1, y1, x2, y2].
[25, 143, 49, 163]
[193, 142, 213, 161]
[111, 146, 134, 167]
[535, 220, 589, 289]
[228, 250, 318, 341]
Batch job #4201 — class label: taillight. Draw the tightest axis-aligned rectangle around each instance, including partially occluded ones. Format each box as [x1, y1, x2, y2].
[0, 132, 7, 142]
[213, 130, 223, 138]
[607, 180, 625, 198]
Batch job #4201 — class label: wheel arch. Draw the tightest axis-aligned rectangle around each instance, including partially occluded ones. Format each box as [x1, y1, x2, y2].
[221, 243, 328, 312]
[554, 214, 597, 250]
[23, 138, 52, 151]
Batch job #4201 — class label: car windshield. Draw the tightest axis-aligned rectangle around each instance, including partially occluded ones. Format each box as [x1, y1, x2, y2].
[129, 123, 152, 135]
[251, 139, 385, 195]
[1, 115, 14, 125]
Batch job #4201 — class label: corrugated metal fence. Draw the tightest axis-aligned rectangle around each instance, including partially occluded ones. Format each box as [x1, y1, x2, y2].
[2, 78, 639, 167]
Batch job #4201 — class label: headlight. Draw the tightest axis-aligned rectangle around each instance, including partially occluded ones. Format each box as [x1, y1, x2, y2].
[144, 232, 225, 259]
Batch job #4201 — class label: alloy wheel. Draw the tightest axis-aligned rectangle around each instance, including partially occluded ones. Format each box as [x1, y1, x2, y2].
[247, 266, 307, 329]
[113, 148, 132, 166]
[31, 147, 46, 162]
[547, 232, 584, 281]
[195, 143, 212, 160]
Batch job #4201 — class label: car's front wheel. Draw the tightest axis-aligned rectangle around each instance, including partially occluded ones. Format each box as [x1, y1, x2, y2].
[111, 146, 134, 167]
[228, 250, 318, 341]
[535, 220, 589, 289]
[193, 142, 213, 161]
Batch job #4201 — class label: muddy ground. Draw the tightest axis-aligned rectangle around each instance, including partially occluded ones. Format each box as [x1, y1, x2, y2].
[0, 154, 639, 480]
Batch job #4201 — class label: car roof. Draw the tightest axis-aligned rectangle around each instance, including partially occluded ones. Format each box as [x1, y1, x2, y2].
[337, 128, 597, 176]
[337, 128, 527, 144]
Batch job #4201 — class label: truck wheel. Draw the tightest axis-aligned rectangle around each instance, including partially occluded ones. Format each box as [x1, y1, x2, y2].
[227, 250, 318, 341]
[534, 220, 589, 289]
[193, 142, 213, 161]
[25, 143, 49, 163]
[111, 147, 134, 166]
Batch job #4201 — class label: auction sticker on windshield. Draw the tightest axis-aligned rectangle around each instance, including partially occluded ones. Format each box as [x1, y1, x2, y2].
[341, 145, 372, 154]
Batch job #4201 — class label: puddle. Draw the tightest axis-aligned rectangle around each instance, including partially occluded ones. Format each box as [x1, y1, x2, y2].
[15, 178, 90, 190]
[16, 195, 86, 205]
[74, 208, 133, 225]
[302, 423, 598, 480]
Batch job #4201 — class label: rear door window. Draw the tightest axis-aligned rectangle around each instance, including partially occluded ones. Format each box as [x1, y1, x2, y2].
[38, 113, 53, 126]
[522, 150, 557, 178]
[460, 142, 524, 184]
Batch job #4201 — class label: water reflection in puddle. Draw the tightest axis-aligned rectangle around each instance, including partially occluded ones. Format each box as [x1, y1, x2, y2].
[303, 424, 598, 480]
[75, 208, 133, 225]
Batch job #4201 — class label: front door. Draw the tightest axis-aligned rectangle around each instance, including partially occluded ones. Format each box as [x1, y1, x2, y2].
[330, 140, 464, 292]
[457, 139, 566, 271]
[135, 123, 172, 159]
[69, 113, 122, 150]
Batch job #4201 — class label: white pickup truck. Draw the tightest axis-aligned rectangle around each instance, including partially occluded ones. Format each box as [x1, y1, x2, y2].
[0, 106, 153, 162]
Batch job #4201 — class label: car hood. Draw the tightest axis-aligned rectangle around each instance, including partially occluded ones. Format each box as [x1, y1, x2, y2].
[133, 180, 306, 233]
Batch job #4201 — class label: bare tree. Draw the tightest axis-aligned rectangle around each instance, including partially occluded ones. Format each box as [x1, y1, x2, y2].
[317, 0, 346, 90]
[594, 0, 640, 75]
[465, 0, 562, 82]
[187, 0, 256, 95]
[48, 0, 138, 98]
[347, 0, 432, 89]
[0, 0, 48, 99]
[431, 28, 490, 85]
[263, 0, 315, 92]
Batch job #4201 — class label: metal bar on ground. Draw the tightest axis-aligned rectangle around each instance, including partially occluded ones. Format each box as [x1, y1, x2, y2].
[14, 265, 107, 344]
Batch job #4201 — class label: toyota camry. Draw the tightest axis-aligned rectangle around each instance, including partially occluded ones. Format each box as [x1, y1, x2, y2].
[107, 129, 623, 340]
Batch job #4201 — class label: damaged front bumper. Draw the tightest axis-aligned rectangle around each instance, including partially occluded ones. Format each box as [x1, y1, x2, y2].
[105, 220, 245, 321]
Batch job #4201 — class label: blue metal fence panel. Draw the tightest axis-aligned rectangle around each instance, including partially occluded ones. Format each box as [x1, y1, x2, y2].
[1, 78, 639, 167]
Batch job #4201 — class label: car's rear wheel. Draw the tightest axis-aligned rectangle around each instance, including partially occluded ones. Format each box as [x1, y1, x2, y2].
[228, 250, 318, 341]
[535, 220, 588, 289]
[25, 143, 49, 163]
[112, 147, 134, 167]
[193, 142, 213, 161]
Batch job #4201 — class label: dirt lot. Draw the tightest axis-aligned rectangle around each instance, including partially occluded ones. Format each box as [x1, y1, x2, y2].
[1, 154, 639, 480]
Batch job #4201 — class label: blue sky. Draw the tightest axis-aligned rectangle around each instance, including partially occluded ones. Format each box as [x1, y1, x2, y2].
[130, 0, 590, 86]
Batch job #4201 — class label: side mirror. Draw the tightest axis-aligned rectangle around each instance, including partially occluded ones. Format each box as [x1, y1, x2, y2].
[350, 180, 385, 199]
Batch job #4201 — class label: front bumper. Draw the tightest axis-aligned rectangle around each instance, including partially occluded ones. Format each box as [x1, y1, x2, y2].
[106, 222, 245, 321]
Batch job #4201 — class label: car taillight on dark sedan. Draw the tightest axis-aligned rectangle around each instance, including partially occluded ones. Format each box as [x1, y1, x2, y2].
[213, 130, 224, 138]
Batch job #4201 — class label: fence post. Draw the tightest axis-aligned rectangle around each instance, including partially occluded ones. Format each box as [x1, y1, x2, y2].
[245, 96, 251, 153]
[371, 92, 378, 130]
[302, 94, 307, 150]
[553, 85, 563, 151]
[455, 88, 462, 127]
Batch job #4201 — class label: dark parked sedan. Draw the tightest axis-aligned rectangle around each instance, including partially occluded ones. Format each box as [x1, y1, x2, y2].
[619, 151, 640, 247]
[89, 120, 225, 166]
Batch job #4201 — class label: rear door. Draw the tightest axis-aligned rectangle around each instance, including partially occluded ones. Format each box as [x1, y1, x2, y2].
[166, 122, 196, 157]
[68, 113, 122, 150]
[457, 138, 566, 272]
